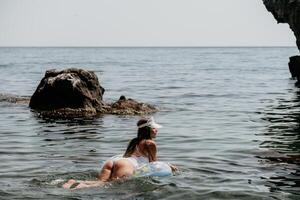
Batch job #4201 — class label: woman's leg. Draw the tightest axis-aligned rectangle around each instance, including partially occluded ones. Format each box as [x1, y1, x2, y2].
[63, 159, 135, 189]
[98, 159, 135, 181]
[63, 179, 77, 189]
[73, 180, 104, 189]
[98, 160, 114, 181]
[63, 160, 114, 189]
[63, 179, 104, 189]
[110, 159, 135, 179]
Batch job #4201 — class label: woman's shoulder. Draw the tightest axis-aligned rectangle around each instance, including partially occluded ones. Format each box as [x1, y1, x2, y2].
[140, 139, 156, 145]
[140, 139, 156, 149]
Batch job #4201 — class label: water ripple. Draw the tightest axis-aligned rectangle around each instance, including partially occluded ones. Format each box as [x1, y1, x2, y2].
[0, 47, 300, 199]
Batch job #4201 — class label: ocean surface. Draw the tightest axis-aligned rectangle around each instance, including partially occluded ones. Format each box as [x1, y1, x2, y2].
[0, 47, 300, 200]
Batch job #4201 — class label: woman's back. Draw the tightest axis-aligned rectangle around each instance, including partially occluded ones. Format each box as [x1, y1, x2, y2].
[127, 139, 157, 162]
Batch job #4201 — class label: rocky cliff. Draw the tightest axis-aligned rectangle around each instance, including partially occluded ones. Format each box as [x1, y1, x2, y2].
[263, 0, 300, 83]
[263, 0, 300, 50]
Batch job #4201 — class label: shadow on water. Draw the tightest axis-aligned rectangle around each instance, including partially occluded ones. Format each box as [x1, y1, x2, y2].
[33, 114, 106, 140]
[34, 114, 104, 127]
[259, 90, 300, 195]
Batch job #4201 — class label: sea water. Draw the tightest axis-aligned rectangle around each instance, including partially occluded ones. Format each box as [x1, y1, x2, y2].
[0, 47, 299, 199]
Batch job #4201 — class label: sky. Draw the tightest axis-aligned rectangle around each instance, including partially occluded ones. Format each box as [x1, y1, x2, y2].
[0, 0, 296, 47]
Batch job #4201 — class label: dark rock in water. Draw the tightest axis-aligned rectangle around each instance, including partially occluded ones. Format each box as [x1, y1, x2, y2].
[29, 68, 106, 117]
[289, 56, 300, 82]
[107, 95, 158, 115]
[289, 54, 300, 86]
[29, 68, 158, 118]
[263, 0, 300, 50]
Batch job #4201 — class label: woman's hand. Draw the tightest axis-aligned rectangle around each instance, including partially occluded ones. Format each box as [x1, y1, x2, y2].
[168, 163, 178, 173]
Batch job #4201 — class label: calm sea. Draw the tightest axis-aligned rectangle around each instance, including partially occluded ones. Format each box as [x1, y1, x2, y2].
[0, 47, 299, 199]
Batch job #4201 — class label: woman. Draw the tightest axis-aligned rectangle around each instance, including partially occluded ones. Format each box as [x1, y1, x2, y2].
[63, 117, 176, 189]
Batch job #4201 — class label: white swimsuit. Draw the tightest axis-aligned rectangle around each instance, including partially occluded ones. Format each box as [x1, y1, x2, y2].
[127, 156, 149, 169]
[107, 155, 172, 177]
[110, 155, 149, 169]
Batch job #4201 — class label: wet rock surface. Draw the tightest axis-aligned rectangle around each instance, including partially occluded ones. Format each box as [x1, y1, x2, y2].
[263, 0, 300, 82]
[263, 0, 300, 50]
[289, 56, 300, 86]
[28, 68, 158, 118]
[29, 68, 105, 111]
[0, 93, 30, 105]
[106, 95, 158, 115]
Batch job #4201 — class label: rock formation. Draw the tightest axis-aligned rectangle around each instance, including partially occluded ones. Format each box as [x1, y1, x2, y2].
[106, 95, 158, 115]
[263, 0, 300, 84]
[263, 0, 300, 49]
[29, 68, 105, 117]
[0, 93, 30, 104]
[29, 68, 158, 118]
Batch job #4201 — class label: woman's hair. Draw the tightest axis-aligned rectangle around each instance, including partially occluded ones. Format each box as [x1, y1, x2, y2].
[124, 118, 151, 157]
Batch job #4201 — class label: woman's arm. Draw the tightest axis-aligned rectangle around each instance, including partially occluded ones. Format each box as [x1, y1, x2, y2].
[144, 140, 157, 162]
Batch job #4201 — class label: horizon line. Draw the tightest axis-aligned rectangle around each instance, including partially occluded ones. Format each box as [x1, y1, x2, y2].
[0, 45, 297, 48]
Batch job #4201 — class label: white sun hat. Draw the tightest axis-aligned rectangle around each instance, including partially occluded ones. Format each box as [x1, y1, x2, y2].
[138, 117, 162, 129]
